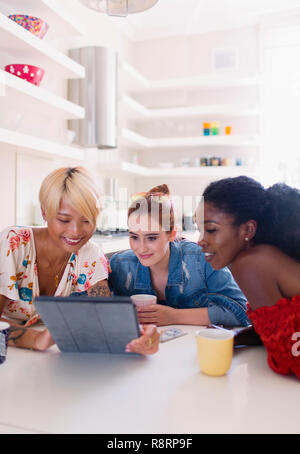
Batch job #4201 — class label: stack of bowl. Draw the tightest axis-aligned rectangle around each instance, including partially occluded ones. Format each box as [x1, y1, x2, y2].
[8, 14, 49, 39]
[5, 15, 49, 86]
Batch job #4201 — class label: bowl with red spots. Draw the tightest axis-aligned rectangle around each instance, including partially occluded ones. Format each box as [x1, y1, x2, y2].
[5, 64, 45, 86]
[8, 15, 49, 39]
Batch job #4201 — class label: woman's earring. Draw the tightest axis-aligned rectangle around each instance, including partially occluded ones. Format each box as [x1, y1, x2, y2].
[244, 237, 250, 250]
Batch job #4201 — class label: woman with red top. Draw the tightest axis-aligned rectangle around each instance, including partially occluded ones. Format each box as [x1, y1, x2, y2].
[197, 176, 300, 379]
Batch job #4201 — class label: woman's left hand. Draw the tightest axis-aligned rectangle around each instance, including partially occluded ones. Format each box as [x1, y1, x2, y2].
[136, 304, 177, 326]
[125, 324, 160, 355]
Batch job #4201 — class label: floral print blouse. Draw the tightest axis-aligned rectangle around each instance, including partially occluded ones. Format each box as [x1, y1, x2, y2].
[0, 227, 110, 326]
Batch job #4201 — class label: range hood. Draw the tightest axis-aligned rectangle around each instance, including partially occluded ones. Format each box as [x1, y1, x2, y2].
[69, 46, 118, 149]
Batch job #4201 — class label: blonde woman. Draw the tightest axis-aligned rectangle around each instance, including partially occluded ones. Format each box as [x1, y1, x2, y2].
[0, 167, 158, 354]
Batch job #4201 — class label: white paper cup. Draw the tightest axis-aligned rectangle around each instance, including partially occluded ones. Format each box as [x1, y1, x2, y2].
[130, 294, 157, 308]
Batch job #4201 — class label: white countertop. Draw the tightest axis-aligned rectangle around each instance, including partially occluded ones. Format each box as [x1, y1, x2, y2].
[0, 325, 299, 434]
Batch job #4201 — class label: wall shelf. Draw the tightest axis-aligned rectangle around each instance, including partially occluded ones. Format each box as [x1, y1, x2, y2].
[118, 61, 261, 177]
[121, 128, 259, 149]
[0, 0, 86, 39]
[120, 61, 261, 94]
[0, 13, 85, 79]
[121, 94, 260, 121]
[98, 160, 256, 178]
[0, 127, 85, 161]
[0, 69, 84, 120]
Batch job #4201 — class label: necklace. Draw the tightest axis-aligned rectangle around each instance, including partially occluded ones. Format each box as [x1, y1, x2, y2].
[52, 255, 70, 288]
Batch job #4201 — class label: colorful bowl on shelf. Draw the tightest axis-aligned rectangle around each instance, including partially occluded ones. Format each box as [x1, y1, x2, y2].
[5, 64, 45, 86]
[8, 14, 49, 39]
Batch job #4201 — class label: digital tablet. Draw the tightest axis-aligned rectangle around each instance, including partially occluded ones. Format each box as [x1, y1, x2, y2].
[34, 296, 141, 354]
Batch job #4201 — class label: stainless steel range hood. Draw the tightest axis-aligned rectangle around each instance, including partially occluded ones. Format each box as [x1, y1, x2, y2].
[69, 46, 118, 149]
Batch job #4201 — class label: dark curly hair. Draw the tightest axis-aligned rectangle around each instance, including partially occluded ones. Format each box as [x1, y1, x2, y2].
[202, 176, 300, 261]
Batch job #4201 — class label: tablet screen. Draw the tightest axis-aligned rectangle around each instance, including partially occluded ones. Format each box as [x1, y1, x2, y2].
[34, 296, 141, 354]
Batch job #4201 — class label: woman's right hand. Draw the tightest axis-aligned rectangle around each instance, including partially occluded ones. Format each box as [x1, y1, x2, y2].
[125, 324, 160, 355]
[33, 329, 55, 351]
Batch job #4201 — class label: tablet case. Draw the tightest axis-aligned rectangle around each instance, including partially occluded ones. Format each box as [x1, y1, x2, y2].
[34, 296, 141, 354]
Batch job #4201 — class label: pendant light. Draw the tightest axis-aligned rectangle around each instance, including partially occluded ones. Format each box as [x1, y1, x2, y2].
[80, 0, 159, 17]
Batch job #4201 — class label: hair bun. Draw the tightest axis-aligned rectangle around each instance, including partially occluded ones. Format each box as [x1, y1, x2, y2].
[147, 184, 170, 196]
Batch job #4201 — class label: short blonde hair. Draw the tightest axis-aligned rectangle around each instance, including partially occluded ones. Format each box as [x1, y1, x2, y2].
[39, 167, 101, 224]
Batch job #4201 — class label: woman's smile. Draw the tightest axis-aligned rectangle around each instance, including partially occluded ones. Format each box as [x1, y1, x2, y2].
[139, 253, 154, 260]
[62, 236, 83, 247]
[203, 252, 215, 262]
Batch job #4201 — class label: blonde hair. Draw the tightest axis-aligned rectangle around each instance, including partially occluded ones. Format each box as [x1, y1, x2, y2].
[128, 184, 175, 232]
[39, 167, 101, 224]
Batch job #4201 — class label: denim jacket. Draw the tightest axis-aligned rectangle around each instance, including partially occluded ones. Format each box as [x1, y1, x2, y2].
[109, 240, 249, 326]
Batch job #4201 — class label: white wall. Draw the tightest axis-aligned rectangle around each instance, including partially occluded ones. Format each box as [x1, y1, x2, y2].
[130, 26, 259, 80]
[260, 21, 300, 188]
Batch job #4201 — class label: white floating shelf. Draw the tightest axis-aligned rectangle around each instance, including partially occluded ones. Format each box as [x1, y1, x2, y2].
[0, 127, 85, 161]
[98, 160, 256, 178]
[0, 13, 85, 79]
[121, 128, 259, 149]
[145, 166, 256, 178]
[99, 161, 151, 176]
[121, 61, 261, 93]
[0, 69, 84, 120]
[121, 94, 260, 121]
[0, 0, 86, 39]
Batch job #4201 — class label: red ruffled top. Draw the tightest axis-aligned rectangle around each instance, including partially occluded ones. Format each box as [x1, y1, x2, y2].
[247, 295, 300, 379]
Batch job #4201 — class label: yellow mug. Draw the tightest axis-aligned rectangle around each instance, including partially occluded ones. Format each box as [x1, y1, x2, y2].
[196, 328, 234, 376]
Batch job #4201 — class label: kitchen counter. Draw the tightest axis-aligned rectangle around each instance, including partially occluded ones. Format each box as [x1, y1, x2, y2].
[0, 325, 299, 434]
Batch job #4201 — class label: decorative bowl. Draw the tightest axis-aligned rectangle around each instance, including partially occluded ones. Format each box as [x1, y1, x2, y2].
[5, 64, 45, 86]
[8, 15, 49, 39]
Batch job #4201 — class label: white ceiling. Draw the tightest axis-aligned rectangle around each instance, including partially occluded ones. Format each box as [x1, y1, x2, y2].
[107, 0, 300, 40]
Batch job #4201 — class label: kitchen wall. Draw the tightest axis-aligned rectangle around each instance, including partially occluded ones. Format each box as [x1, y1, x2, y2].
[130, 26, 259, 79]
[260, 17, 300, 188]
[124, 25, 261, 199]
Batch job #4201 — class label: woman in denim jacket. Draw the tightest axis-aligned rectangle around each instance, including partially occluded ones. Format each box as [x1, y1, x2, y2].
[109, 184, 249, 327]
